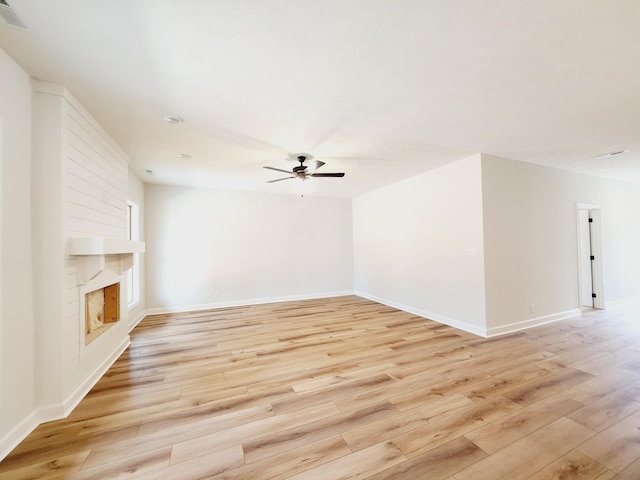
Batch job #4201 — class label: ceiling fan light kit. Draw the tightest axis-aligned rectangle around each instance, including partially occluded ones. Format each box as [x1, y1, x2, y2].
[264, 154, 345, 183]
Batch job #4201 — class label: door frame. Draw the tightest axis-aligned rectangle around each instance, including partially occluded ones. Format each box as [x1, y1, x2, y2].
[576, 203, 605, 309]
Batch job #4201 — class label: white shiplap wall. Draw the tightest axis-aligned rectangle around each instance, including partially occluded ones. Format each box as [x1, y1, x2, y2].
[33, 82, 131, 420]
[66, 107, 127, 238]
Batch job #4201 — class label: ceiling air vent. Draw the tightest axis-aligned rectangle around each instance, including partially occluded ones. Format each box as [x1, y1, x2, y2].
[0, 0, 31, 30]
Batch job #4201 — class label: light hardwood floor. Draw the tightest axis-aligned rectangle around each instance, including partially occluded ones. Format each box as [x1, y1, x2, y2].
[2, 295, 640, 479]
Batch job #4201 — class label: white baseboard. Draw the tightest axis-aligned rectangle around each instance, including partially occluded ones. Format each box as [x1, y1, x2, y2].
[128, 309, 146, 333]
[354, 291, 488, 337]
[144, 291, 354, 316]
[35, 401, 66, 424]
[0, 335, 132, 462]
[69, 336, 130, 416]
[37, 336, 131, 424]
[485, 308, 581, 337]
[0, 411, 39, 462]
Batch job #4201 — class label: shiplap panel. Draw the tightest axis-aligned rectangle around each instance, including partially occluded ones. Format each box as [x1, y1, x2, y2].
[64, 101, 127, 241]
[66, 218, 124, 239]
[66, 170, 126, 231]
[66, 138, 125, 193]
[65, 107, 127, 174]
[64, 320, 79, 350]
[67, 172, 126, 212]
[64, 263, 80, 370]
[66, 195, 125, 236]
[64, 338, 81, 388]
[67, 203, 123, 229]
[65, 278, 78, 305]
[66, 158, 124, 204]
[66, 144, 123, 192]
[66, 197, 122, 222]
[61, 92, 130, 401]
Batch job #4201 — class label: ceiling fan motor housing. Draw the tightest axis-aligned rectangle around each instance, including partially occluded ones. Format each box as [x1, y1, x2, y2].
[263, 153, 344, 183]
[293, 155, 308, 174]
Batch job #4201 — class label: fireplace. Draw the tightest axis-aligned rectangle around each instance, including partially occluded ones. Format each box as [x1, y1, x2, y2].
[79, 268, 126, 350]
[85, 282, 120, 344]
[70, 237, 144, 349]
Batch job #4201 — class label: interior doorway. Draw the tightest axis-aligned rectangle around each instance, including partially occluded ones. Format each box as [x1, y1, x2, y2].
[576, 204, 604, 309]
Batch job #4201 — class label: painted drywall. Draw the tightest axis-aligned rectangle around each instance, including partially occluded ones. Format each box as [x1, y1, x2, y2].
[353, 154, 487, 334]
[481, 154, 640, 334]
[127, 170, 146, 329]
[145, 185, 353, 311]
[30, 83, 66, 419]
[0, 49, 36, 458]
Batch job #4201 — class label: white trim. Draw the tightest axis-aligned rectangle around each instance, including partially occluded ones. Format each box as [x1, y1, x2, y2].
[128, 310, 146, 333]
[126, 200, 141, 307]
[0, 330, 130, 462]
[575, 204, 605, 310]
[486, 309, 581, 337]
[68, 238, 145, 256]
[589, 209, 605, 309]
[144, 291, 353, 316]
[37, 336, 130, 424]
[576, 203, 601, 211]
[0, 411, 38, 462]
[354, 291, 488, 337]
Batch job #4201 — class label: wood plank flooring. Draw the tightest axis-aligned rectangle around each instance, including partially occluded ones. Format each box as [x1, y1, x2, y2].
[2, 295, 640, 479]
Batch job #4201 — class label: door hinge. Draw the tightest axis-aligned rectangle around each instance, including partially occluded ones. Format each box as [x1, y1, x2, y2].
[592, 293, 597, 298]
[589, 218, 593, 223]
[590, 255, 595, 260]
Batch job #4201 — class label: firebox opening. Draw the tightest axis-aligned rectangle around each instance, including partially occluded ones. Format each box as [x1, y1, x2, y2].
[85, 282, 119, 345]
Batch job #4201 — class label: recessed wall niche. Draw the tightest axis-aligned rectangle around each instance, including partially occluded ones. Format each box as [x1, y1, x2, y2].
[85, 282, 120, 345]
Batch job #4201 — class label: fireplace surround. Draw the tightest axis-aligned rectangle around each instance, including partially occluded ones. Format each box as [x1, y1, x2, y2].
[78, 269, 125, 352]
[71, 237, 144, 351]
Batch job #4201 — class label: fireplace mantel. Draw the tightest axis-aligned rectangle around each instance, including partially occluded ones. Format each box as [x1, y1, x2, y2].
[69, 237, 145, 256]
[68, 237, 145, 284]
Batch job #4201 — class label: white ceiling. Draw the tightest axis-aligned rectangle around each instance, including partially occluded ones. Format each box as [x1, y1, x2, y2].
[1, 0, 640, 197]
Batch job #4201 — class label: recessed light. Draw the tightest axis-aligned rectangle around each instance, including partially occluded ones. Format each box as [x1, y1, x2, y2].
[176, 153, 192, 159]
[163, 115, 184, 125]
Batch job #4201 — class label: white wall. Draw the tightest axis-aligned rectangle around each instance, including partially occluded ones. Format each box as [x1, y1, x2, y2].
[145, 185, 353, 312]
[127, 170, 146, 329]
[0, 49, 36, 458]
[481, 154, 640, 334]
[353, 155, 487, 335]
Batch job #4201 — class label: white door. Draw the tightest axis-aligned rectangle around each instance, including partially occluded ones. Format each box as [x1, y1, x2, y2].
[578, 209, 593, 307]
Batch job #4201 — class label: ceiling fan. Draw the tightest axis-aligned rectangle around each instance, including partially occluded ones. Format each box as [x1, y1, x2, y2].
[263, 154, 345, 183]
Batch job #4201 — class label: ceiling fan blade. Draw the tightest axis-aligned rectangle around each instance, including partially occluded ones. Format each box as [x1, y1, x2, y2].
[264, 166, 293, 174]
[313, 160, 326, 171]
[267, 176, 294, 183]
[310, 172, 345, 178]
